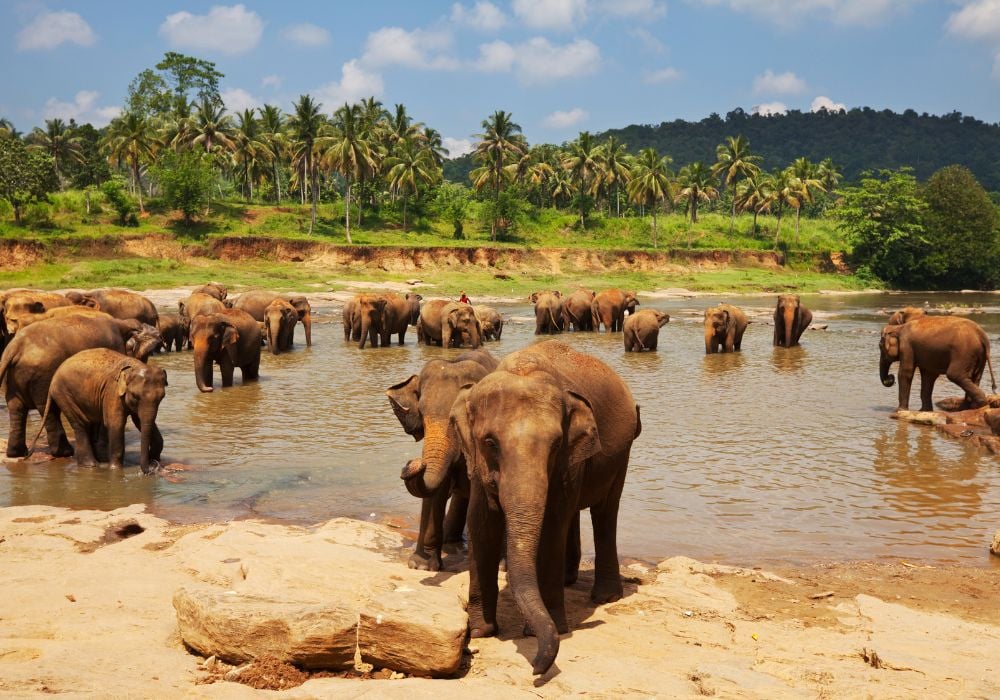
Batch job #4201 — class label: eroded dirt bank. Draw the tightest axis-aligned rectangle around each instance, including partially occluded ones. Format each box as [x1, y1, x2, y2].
[1, 505, 997, 698]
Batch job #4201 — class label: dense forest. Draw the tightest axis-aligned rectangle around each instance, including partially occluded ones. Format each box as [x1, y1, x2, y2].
[444, 108, 1000, 191]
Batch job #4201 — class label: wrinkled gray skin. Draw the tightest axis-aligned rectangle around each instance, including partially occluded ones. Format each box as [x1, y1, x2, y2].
[591, 289, 639, 333]
[562, 289, 596, 331]
[773, 295, 813, 348]
[0, 315, 149, 458]
[189, 309, 262, 393]
[623, 309, 670, 352]
[452, 340, 641, 676]
[418, 300, 482, 348]
[380, 293, 422, 346]
[387, 349, 499, 571]
[704, 303, 748, 354]
[474, 306, 503, 341]
[530, 291, 564, 335]
[32, 348, 167, 473]
[264, 299, 298, 355]
[157, 312, 189, 352]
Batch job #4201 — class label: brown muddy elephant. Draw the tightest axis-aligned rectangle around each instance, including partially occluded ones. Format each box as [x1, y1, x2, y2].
[387, 349, 499, 571]
[122, 322, 165, 363]
[157, 312, 188, 352]
[232, 291, 312, 347]
[704, 303, 748, 354]
[264, 299, 298, 355]
[474, 305, 503, 341]
[0, 315, 149, 458]
[888, 306, 926, 325]
[342, 297, 359, 341]
[418, 300, 482, 348]
[347, 294, 388, 349]
[191, 282, 228, 301]
[773, 295, 813, 348]
[879, 316, 996, 411]
[179, 292, 226, 324]
[189, 309, 262, 392]
[2, 291, 73, 340]
[380, 293, 422, 346]
[592, 289, 639, 333]
[70, 289, 158, 326]
[451, 340, 641, 676]
[530, 291, 563, 335]
[32, 349, 167, 473]
[286, 296, 313, 347]
[562, 288, 596, 331]
[623, 309, 670, 352]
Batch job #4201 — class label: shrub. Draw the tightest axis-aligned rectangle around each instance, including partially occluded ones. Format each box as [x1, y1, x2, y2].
[101, 177, 139, 226]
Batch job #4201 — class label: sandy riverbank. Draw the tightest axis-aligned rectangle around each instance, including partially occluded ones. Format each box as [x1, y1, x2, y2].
[1, 504, 998, 698]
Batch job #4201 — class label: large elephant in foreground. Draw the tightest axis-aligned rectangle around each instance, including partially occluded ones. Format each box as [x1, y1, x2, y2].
[592, 289, 639, 333]
[704, 303, 748, 354]
[189, 309, 262, 392]
[623, 309, 670, 352]
[773, 295, 813, 348]
[33, 349, 167, 473]
[0, 315, 148, 458]
[531, 291, 563, 335]
[451, 340, 641, 676]
[879, 316, 996, 411]
[562, 288, 596, 331]
[386, 349, 499, 571]
[418, 300, 482, 348]
[380, 293, 422, 346]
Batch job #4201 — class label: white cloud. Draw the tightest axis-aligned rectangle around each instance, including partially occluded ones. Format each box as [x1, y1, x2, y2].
[261, 75, 283, 89]
[946, 0, 1000, 41]
[752, 69, 807, 95]
[221, 88, 262, 113]
[362, 27, 459, 70]
[443, 136, 475, 157]
[282, 23, 331, 47]
[543, 107, 588, 128]
[597, 0, 666, 19]
[314, 60, 384, 107]
[644, 66, 682, 83]
[630, 27, 666, 53]
[479, 37, 600, 84]
[159, 4, 263, 55]
[694, 0, 917, 27]
[512, 0, 587, 31]
[16, 10, 96, 50]
[42, 91, 119, 126]
[473, 40, 517, 71]
[810, 95, 846, 113]
[451, 1, 507, 31]
[751, 102, 788, 116]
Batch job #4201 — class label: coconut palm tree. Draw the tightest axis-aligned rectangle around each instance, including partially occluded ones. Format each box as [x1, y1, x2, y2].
[788, 157, 825, 245]
[561, 131, 605, 228]
[0, 117, 14, 135]
[626, 147, 673, 248]
[766, 168, 802, 247]
[816, 157, 841, 201]
[712, 135, 761, 233]
[232, 109, 272, 201]
[549, 169, 576, 208]
[384, 138, 437, 231]
[28, 119, 83, 188]
[322, 102, 377, 244]
[602, 136, 631, 217]
[472, 110, 527, 240]
[674, 161, 718, 224]
[288, 94, 326, 232]
[384, 103, 423, 148]
[182, 98, 236, 154]
[735, 175, 772, 235]
[258, 104, 287, 203]
[422, 126, 449, 166]
[102, 111, 155, 212]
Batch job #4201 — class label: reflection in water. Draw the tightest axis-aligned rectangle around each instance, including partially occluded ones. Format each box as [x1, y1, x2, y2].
[2, 293, 999, 566]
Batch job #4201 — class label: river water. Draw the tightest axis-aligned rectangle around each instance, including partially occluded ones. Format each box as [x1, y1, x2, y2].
[2, 291, 998, 567]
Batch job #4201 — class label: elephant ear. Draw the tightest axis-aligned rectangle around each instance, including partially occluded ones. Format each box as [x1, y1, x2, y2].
[386, 375, 424, 440]
[116, 367, 133, 397]
[529, 292, 540, 304]
[449, 384, 480, 481]
[565, 390, 602, 465]
[222, 325, 239, 348]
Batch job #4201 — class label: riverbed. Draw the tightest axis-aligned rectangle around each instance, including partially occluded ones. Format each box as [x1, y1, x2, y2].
[2, 290, 998, 566]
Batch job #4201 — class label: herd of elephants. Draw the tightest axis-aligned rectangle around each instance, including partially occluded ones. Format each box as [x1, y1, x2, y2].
[1, 282, 997, 675]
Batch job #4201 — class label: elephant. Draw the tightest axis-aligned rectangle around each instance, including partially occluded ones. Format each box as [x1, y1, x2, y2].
[562, 289, 596, 331]
[418, 300, 482, 349]
[530, 291, 564, 335]
[387, 348, 499, 571]
[592, 289, 639, 333]
[623, 309, 670, 352]
[179, 292, 226, 325]
[286, 296, 313, 347]
[31, 349, 167, 473]
[342, 297, 359, 341]
[157, 312, 188, 352]
[264, 299, 298, 354]
[879, 316, 996, 411]
[14, 305, 111, 331]
[346, 294, 388, 349]
[70, 289, 158, 326]
[451, 340, 641, 676]
[0, 314, 151, 458]
[231, 291, 313, 348]
[704, 303, 748, 354]
[773, 295, 813, 347]
[189, 309, 262, 392]
[888, 306, 926, 325]
[2, 291, 73, 340]
[123, 322, 165, 363]
[191, 282, 228, 301]
[380, 293, 422, 346]
[474, 306, 503, 341]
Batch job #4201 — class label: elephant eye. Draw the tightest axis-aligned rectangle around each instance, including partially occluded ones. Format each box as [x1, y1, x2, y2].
[483, 437, 498, 451]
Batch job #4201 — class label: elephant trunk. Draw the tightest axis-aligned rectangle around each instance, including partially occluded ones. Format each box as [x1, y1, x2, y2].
[302, 309, 312, 347]
[193, 342, 213, 393]
[267, 317, 280, 355]
[138, 406, 157, 474]
[401, 421, 455, 497]
[783, 305, 796, 348]
[880, 350, 895, 388]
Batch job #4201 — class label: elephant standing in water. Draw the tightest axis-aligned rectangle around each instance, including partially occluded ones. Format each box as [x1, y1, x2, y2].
[189, 309, 261, 392]
[474, 306, 503, 341]
[264, 299, 298, 355]
[387, 349, 499, 571]
[157, 312, 189, 352]
[232, 291, 313, 348]
[32, 349, 168, 473]
[530, 291, 563, 335]
[451, 340, 641, 676]
[592, 289, 639, 333]
[380, 293, 422, 346]
[191, 282, 228, 301]
[623, 309, 670, 352]
[704, 303, 748, 353]
[773, 295, 813, 347]
[879, 316, 996, 411]
[562, 288, 596, 331]
[418, 300, 482, 348]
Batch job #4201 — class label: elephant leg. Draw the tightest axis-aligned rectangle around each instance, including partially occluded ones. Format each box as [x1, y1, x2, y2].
[92, 425, 109, 463]
[649, 334, 658, 351]
[132, 414, 164, 461]
[590, 459, 628, 604]
[724, 328, 736, 353]
[5, 394, 29, 457]
[107, 419, 126, 469]
[34, 385, 72, 458]
[734, 326, 746, 350]
[896, 362, 915, 411]
[565, 513, 581, 586]
[409, 487, 448, 571]
[68, 418, 98, 467]
[219, 356, 235, 387]
[467, 479, 504, 639]
[948, 367, 987, 409]
[242, 355, 261, 382]
[397, 329, 406, 346]
[443, 490, 468, 544]
[919, 370, 939, 412]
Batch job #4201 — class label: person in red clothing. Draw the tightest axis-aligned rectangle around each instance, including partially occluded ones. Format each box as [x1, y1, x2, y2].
[459, 291, 470, 304]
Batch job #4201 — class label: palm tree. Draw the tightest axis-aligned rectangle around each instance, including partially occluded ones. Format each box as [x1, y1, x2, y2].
[102, 111, 155, 212]
[471, 110, 526, 240]
[561, 131, 605, 228]
[549, 170, 576, 208]
[788, 157, 825, 245]
[322, 102, 377, 244]
[384, 139, 437, 231]
[233, 109, 272, 201]
[384, 103, 423, 147]
[767, 168, 802, 247]
[288, 95, 326, 232]
[735, 175, 772, 235]
[674, 161, 718, 224]
[0, 117, 14, 134]
[602, 136, 631, 217]
[183, 98, 236, 154]
[258, 104, 287, 203]
[28, 119, 83, 187]
[422, 127, 449, 166]
[816, 157, 841, 199]
[711, 135, 761, 233]
[626, 147, 673, 248]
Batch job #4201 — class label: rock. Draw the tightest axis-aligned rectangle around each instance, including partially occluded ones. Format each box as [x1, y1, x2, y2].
[807, 324, 829, 331]
[991, 532, 1000, 557]
[984, 409, 1000, 436]
[357, 586, 468, 678]
[891, 410, 947, 426]
[173, 586, 357, 670]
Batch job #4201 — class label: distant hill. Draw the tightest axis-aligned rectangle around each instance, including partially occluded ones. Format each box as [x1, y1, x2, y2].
[443, 108, 1000, 190]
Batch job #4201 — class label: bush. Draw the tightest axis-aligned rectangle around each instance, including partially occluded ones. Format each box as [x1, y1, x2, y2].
[23, 202, 55, 229]
[101, 177, 139, 226]
[153, 150, 216, 223]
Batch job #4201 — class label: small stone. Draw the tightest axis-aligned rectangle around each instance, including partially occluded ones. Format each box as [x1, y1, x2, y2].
[990, 531, 1000, 557]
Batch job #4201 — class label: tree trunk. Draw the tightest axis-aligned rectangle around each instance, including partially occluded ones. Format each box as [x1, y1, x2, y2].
[794, 206, 801, 246]
[652, 209, 658, 249]
[309, 153, 318, 234]
[345, 177, 353, 245]
[730, 183, 737, 234]
[691, 198, 698, 224]
[774, 206, 783, 247]
[132, 157, 145, 213]
[12, 202, 22, 224]
[403, 196, 408, 232]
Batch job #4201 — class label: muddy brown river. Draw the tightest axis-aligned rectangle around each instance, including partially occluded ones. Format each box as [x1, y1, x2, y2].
[2, 291, 998, 566]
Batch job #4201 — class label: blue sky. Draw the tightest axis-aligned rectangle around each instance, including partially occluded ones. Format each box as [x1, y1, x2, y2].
[2, 1, 999, 155]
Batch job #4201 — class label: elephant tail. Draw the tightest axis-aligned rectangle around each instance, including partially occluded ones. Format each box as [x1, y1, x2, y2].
[27, 393, 54, 456]
[547, 304, 560, 333]
[988, 348, 997, 393]
[0, 353, 9, 389]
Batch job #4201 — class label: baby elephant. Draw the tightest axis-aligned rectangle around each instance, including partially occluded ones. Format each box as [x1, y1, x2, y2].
[623, 309, 670, 352]
[704, 303, 748, 354]
[33, 348, 168, 473]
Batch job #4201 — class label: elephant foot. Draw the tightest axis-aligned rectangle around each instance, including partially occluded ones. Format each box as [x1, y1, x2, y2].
[6, 444, 29, 458]
[591, 578, 624, 604]
[564, 569, 579, 586]
[408, 549, 442, 571]
[50, 443, 74, 458]
[470, 622, 497, 639]
[76, 456, 98, 468]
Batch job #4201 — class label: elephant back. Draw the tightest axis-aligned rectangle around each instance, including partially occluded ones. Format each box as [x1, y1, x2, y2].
[232, 291, 282, 322]
[419, 300, 450, 340]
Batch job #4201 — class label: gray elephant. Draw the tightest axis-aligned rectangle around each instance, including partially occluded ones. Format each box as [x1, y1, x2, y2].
[264, 299, 298, 354]
[387, 349, 499, 571]
[418, 300, 482, 348]
[773, 295, 813, 347]
[562, 288, 596, 331]
[451, 340, 641, 676]
[380, 292, 422, 346]
[474, 305, 503, 341]
[592, 289, 639, 333]
[189, 309, 262, 392]
[32, 349, 167, 473]
[704, 303, 748, 353]
[623, 309, 670, 351]
[530, 291, 563, 335]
